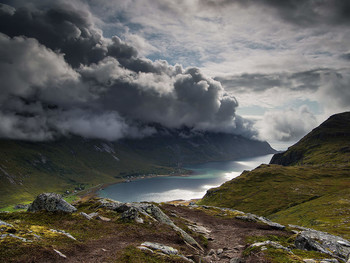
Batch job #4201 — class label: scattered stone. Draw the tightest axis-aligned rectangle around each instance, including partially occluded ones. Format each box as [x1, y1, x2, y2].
[50, 229, 76, 240]
[13, 204, 30, 210]
[141, 242, 178, 255]
[217, 248, 224, 255]
[53, 249, 67, 258]
[88, 212, 99, 218]
[187, 224, 211, 238]
[0, 219, 13, 227]
[96, 215, 111, 222]
[303, 259, 316, 263]
[208, 249, 216, 255]
[27, 193, 77, 213]
[80, 212, 92, 220]
[230, 258, 245, 263]
[250, 240, 292, 253]
[1, 233, 32, 242]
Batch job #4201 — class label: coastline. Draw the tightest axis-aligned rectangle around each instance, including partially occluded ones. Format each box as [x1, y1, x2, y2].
[74, 153, 274, 204]
[76, 171, 193, 202]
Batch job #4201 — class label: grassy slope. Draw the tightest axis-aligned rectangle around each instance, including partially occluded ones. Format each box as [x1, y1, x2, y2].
[0, 133, 275, 208]
[199, 112, 350, 239]
[0, 138, 174, 207]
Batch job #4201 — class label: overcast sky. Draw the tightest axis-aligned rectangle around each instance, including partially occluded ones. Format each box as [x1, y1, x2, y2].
[0, 0, 349, 145]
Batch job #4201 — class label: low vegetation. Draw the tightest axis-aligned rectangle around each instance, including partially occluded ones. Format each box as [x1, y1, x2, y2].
[200, 112, 350, 240]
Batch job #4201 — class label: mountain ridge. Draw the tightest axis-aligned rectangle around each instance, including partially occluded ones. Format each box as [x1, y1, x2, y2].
[199, 111, 350, 240]
[0, 128, 275, 208]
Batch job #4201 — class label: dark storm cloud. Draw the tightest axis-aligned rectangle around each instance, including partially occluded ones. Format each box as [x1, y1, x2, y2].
[0, 2, 140, 68]
[202, 0, 350, 26]
[0, 2, 249, 141]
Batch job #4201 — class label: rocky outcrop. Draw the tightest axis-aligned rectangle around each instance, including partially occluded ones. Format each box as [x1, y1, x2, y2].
[192, 204, 285, 230]
[138, 242, 194, 262]
[50, 229, 76, 240]
[294, 228, 350, 262]
[250, 240, 292, 253]
[99, 199, 203, 250]
[27, 193, 77, 213]
[140, 242, 179, 255]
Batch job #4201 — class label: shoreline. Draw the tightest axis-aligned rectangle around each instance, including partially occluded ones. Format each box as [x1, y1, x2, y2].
[76, 171, 193, 202]
[79, 153, 274, 203]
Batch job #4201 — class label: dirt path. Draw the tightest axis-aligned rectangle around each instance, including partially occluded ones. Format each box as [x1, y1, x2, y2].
[161, 204, 291, 262]
[9, 204, 290, 263]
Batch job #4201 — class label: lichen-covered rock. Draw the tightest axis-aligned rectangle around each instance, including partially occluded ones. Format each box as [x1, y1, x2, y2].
[121, 207, 143, 223]
[96, 215, 111, 222]
[80, 212, 92, 220]
[27, 193, 77, 213]
[141, 242, 178, 255]
[250, 240, 292, 253]
[295, 229, 350, 261]
[98, 198, 123, 210]
[0, 219, 13, 227]
[50, 229, 76, 240]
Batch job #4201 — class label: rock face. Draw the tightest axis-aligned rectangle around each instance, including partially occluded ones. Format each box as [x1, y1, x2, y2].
[27, 193, 77, 213]
[294, 228, 350, 261]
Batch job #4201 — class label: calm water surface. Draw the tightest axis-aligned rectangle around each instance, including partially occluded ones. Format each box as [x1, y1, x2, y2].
[99, 154, 274, 203]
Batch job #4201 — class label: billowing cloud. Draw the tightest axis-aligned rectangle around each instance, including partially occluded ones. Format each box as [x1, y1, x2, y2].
[258, 106, 317, 142]
[202, 0, 350, 26]
[0, 2, 251, 141]
[1, 0, 349, 143]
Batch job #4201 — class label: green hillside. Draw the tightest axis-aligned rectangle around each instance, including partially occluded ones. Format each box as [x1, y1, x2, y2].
[199, 112, 350, 239]
[0, 131, 275, 208]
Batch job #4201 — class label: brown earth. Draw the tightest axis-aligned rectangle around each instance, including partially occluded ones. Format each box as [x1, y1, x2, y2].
[2, 203, 291, 263]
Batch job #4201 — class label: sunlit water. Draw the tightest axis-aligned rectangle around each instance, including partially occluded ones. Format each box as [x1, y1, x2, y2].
[99, 154, 274, 203]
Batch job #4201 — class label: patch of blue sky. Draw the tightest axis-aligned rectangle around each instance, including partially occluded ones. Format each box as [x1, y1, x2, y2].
[236, 105, 267, 117]
[276, 99, 321, 115]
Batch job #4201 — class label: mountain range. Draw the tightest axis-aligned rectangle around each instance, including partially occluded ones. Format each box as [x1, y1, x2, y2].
[0, 127, 275, 207]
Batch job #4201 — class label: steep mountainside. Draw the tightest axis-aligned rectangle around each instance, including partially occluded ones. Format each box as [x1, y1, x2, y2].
[0, 129, 275, 207]
[270, 111, 350, 166]
[199, 112, 350, 239]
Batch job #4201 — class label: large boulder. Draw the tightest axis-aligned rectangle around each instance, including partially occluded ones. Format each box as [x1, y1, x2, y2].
[295, 229, 350, 261]
[27, 193, 77, 213]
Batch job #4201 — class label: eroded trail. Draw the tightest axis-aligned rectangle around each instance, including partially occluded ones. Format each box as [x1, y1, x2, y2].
[160, 204, 291, 262]
[2, 199, 321, 263]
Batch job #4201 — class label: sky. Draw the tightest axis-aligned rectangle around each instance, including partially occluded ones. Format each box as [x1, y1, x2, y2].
[0, 0, 349, 146]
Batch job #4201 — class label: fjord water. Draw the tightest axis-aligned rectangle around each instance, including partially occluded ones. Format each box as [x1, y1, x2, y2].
[99, 154, 274, 203]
